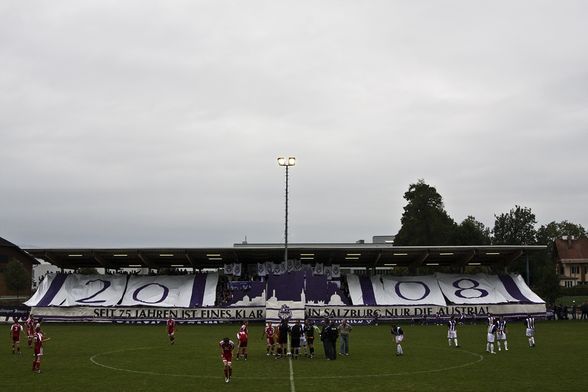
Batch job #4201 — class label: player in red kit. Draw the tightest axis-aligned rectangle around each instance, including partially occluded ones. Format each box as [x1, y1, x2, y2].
[166, 318, 176, 345]
[236, 322, 248, 360]
[10, 318, 23, 354]
[32, 326, 50, 373]
[25, 316, 35, 348]
[262, 322, 275, 356]
[219, 337, 235, 383]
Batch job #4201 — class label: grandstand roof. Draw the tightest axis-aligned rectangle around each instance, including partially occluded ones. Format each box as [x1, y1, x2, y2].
[22, 243, 547, 270]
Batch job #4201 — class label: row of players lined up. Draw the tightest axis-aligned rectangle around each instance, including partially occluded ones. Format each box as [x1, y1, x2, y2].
[9, 316, 49, 374]
[165, 314, 538, 383]
[212, 319, 351, 383]
[168, 318, 352, 383]
[390, 314, 537, 358]
[166, 318, 351, 362]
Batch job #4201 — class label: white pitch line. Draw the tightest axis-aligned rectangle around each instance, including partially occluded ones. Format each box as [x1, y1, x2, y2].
[288, 357, 296, 392]
[90, 346, 483, 381]
[295, 349, 484, 379]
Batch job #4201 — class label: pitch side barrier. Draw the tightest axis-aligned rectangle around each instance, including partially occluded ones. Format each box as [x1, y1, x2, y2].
[304, 304, 547, 324]
[29, 306, 266, 323]
[29, 302, 546, 324]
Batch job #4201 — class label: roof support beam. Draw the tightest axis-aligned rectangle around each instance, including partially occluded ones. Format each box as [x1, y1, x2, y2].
[456, 250, 476, 268]
[137, 253, 151, 268]
[492, 250, 524, 273]
[409, 251, 429, 274]
[507, 250, 524, 263]
[43, 253, 62, 268]
[92, 253, 108, 268]
[184, 252, 194, 266]
[373, 252, 382, 269]
[453, 250, 477, 273]
[185, 252, 197, 272]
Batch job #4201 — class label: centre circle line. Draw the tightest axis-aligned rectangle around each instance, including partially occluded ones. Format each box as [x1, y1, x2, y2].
[89, 345, 484, 380]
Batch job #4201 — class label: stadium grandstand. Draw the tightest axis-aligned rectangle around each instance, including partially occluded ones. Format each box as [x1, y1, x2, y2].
[0, 237, 548, 324]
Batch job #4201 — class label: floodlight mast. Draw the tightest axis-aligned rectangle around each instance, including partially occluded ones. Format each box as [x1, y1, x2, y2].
[277, 156, 296, 265]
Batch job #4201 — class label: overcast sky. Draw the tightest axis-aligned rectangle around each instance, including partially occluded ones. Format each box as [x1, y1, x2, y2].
[1, 1, 587, 248]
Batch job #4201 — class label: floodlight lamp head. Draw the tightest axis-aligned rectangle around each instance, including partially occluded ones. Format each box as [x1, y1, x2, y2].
[287, 157, 296, 166]
[277, 157, 286, 166]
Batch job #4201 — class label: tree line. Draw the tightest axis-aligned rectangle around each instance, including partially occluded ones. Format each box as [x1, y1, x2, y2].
[393, 179, 586, 304]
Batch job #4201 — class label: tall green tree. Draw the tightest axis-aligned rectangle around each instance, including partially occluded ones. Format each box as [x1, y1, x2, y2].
[534, 257, 560, 306]
[492, 205, 537, 245]
[536, 220, 587, 245]
[492, 206, 538, 284]
[394, 179, 457, 246]
[4, 259, 30, 298]
[455, 216, 492, 245]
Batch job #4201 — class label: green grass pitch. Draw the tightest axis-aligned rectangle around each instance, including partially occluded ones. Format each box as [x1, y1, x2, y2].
[4, 320, 588, 391]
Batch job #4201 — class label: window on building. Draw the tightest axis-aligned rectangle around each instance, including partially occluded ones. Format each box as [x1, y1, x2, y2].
[571, 266, 580, 274]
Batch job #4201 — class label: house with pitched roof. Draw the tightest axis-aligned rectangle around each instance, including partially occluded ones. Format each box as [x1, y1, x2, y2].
[554, 237, 588, 287]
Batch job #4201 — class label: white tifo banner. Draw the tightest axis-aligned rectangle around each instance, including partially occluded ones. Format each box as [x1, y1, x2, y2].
[25, 274, 128, 307]
[435, 273, 544, 305]
[25, 273, 218, 308]
[347, 273, 544, 306]
[373, 275, 446, 306]
[120, 275, 197, 307]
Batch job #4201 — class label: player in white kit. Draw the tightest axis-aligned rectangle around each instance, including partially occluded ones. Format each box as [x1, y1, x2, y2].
[525, 315, 536, 348]
[486, 320, 497, 354]
[391, 324, 404, 356]
[447, 315, 459, 347]
[496, 317, 508, 351]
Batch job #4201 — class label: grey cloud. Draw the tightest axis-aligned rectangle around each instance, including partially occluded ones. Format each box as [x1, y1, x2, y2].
[1, 1, 588, 247]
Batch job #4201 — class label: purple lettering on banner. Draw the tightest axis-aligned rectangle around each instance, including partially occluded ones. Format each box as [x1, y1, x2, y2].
[36, 273, 68, 306]
[453, 279, 488, 299]
[76, 279, 111, 304]
[394, 281, 431, 301]
[132, 283, 169, 304]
